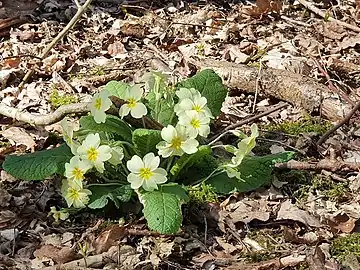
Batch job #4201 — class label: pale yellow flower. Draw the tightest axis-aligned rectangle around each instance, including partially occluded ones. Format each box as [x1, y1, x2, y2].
[127, 153, 167, 191]
[77, 133, 112, 173]
[89, 90, 112, 124]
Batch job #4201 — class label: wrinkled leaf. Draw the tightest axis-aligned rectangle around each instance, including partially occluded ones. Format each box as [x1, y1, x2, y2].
[3, 144, 72, 181]
[179, 69, 227, 117]
[132, 128, 162, 157]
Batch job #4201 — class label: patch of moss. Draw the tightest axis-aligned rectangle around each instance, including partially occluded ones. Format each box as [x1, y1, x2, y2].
[49, 88, 78, 109]
[195, 43, 205, 56]
[243, 230, 282, 263]
[89, 66, 106, 76]
[331, 233, 360, 262]
[188, 183, 218, 204]
[276, 171, 348, 203]
[312, 175, 348, 202]
[265, 115, 332, 136]
[0, 141, 11, 148]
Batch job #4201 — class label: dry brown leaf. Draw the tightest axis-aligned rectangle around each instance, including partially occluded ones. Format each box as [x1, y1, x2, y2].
[243, 0, 282, 17]
[2, 127, 36, 151]
[215, 236, 238, 254]
[33, 244, 79, 264]
[93, 224, 127, 254]
[227, 198, 271, 224]
[107, 40, 127, 57]
[340, 36, 360, 50]
[276, 200, 322, 227]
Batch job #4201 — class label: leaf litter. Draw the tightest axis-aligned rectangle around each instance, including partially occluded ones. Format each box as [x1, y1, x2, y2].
[1, 0, 360, 269]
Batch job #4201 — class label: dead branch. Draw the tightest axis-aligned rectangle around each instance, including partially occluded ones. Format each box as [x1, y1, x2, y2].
[208, 103, 288, 144]
[0, 98, 163, 129]
[297, 0, 360, 33]
[275, 159, 360, 172]
[317, 99, 360, 145]
[0, 102, 90, 126]
[186, 57, 353, 121]
[19, 0, 93, 88]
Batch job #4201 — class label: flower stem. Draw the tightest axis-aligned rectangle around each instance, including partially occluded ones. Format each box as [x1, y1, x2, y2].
[192, 168, 223, 187]
[86, 182, 123, 187]
[166, 156, 174, 173]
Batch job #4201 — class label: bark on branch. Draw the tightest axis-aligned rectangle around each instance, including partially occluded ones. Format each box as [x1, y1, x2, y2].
[186, 57, 353, 121]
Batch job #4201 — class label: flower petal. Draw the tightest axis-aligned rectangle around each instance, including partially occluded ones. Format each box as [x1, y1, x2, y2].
[93, 110, 107, 124]
[156, 142, 173, 158]
[130, 102, 147, 118]
[119, 104, 130, 118]
[187, 126, 198, 139]
[128, 173, 143, 189]
[179, 99, 193, 111]
[143, 153, 159, 170]
[161, 125, 176, 142]
[129, 85, 143, 100]
[97, 145, 112, 162]
[94, 161, 105, 173]
[151, 171, 167, 184]
[127, 155, 144, 173]
[199, 125, 210, 137]
[142, 179, 158, 191]
[181, 139, 199, 154]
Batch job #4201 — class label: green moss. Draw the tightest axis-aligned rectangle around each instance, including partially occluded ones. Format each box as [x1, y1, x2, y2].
[312, 175, 348, 202]
[188, 183, 218, 204]
[0, 141, 11, 148]
[89, 66, 106, 76]
[243, 230, 280, 263]
[331, 233, 360, 262]
[265, 115, 332, 136]
[196, 43, 205, 56]
[49, 88, 78, 109]
[276, 172, 348, 203]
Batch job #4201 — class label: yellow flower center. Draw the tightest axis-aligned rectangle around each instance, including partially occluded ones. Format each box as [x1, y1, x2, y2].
[95, 98, 102, 110]
[127, 98, 137, 108]
[139, 167, 153, 180]
[170, 136, 183, 150]
[190, 118, 201, 129]
[87, 147, 98, 162]
[192, 105, 202, 113]
[72, 167, 84, 180]
[68, 187, 80, 201]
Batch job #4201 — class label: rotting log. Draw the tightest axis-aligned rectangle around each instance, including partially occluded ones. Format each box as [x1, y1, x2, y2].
[184, 57, 353, 121]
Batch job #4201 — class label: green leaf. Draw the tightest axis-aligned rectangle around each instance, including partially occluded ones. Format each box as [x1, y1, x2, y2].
[170, 145, 212, 178]
[104, 81, 128, 99]
[140, 185, 186, 233]
[132, 128, 162, 156]
[2, 144, 72, 181]
[146, 92, 175, 126]
[161, 183, 189, 203]
[179, 69, 227, 117]
[79, 115, 132, 142]
[207, 152, 296, 194]
[88, 184, 133, 209]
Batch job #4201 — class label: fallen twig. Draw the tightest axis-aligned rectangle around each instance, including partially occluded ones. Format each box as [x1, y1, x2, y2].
[275, 159, 360, 172]
[207, 103, 288, 144]
[19, 0, 93, 88]
[312, 58, 355, 106]
[0, 102, 90, 126]
[297, 0, 360, 33]
[317, 99, 360, 145]
[185, 57, 352, 121]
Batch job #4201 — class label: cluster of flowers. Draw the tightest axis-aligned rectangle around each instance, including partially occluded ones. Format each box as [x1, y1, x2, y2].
[89, 85, 213, 192]
[60, 119, 124, 209]
[54, 82, 213, 218]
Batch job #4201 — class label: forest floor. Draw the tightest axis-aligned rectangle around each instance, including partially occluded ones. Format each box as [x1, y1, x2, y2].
[1, 0, 360, 269]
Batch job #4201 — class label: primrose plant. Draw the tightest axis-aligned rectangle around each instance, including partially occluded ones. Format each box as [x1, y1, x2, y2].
[3, 69, 282, 234]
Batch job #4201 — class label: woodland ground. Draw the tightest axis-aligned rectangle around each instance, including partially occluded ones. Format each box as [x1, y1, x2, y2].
[1, 0, 360, 269]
